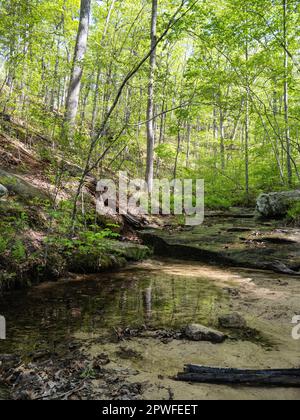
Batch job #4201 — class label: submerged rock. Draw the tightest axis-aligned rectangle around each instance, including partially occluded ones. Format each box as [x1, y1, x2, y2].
[218, 313, 247, 329]
[256, 190, 300, 219]
[184, 324, 226, 344]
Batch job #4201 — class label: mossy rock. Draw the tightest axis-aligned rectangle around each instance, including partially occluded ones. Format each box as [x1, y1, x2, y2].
[39, 250, 67, 280]
[67, 250, 127, 274]
[67, 242, 151, 274]
[256, 190, 300, 219]
[0, 169, 49, 203]
[0, 200, 47, 229]
[116, 242, 152, 261]
[0, 200, 26, 218]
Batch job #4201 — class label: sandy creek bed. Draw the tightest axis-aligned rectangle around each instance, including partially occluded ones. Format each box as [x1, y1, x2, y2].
[0, 259, 300, 400]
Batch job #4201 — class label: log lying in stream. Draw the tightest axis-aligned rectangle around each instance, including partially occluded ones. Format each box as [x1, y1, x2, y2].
[176, 365, 300, 387]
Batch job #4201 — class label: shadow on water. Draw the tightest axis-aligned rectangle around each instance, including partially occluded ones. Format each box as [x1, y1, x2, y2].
[0, 260, 226, 357]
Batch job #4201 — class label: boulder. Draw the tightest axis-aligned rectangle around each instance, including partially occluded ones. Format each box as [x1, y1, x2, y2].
[0, 184, 8, 198]
[218, 313, 247, 329]
[256, 190, 300, 218]
[184, 324, 226, 344]
[0, 169, 49, 202]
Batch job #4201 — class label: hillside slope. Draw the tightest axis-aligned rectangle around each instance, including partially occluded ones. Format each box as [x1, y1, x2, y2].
[0, 116, 150, 290]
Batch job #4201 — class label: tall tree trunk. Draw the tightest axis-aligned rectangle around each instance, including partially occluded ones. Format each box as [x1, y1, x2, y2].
[64, 0, 91, 138]
[91, 0, 116, 135]
[219, 109, 225, 170]
[145, 0, 158, 192]
[272, 81, 285, 183]
[213, 105, 218, 167]
[283, 0, 293, 186]
[245, 40, 250, 202]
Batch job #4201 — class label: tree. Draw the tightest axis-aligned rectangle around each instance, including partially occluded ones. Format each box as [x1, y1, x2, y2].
[145, 0, 158, 192]
[64, 0, 91, 139]
[283, 0, 292, 186]
[1, 0, 300, 222]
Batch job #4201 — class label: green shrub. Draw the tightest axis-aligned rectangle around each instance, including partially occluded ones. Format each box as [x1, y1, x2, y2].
[287, 202, 300, 224]
[11, 240, 26, 261]
[0, 235, 8, 254]
[205, 195, 232, 210]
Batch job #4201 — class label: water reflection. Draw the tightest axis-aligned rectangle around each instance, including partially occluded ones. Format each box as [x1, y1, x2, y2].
[0, 261, 226, 356]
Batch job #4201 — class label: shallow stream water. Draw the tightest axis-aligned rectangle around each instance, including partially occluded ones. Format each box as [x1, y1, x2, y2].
[0, 259, 227, 356]
[1, 258, 299, 400]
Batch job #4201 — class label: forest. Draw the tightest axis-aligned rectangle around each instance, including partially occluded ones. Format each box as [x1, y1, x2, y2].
[0, 0, 300, 402]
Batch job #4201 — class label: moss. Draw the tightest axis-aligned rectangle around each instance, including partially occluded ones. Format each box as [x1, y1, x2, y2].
[0, 237, 152, 290]
[67, 242, 151, 274]
[116, 242, 152, 261]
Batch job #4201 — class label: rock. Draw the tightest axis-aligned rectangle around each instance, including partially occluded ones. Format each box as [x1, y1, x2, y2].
[0, 354, 20, 362]
[0, 184, 8, 198]
[139, 223, 300, 276]
[117, 242, 152, 261]
[67, 242, 151, 274]
[0, 113, 11, 122]
[256, 190, 300, 218]
[218, 313, 247, 329]
[184, 324, 226, 343]
[0, 169, 49, 202]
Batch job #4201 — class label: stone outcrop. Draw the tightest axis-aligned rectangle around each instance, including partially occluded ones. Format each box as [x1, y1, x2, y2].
[0, 169, 49, 202]
[256, 190, 300, 219]
[139, 218, 300, 276]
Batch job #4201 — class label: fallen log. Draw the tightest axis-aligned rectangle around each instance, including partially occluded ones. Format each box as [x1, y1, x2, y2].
[176, 365, 300, 387]
[123, 213, 149, 229]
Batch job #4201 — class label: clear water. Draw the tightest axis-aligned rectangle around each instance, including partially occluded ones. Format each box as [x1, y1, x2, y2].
[0, 260, 226, 357]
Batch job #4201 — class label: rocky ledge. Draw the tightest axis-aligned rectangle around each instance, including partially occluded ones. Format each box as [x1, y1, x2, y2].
[139, 215, 300, 275]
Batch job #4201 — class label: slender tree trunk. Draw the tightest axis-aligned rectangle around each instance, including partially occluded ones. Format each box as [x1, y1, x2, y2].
[283, 0, 293, 186]
[272, 81, 285, 183]
[145, 0, 158, 192]
[174, 126, 181, 178]
[213, 105, 218, 165]
[79, 82, 90, 129]
[64, 0, 91, 137]
[91, 67, 101, 134]
[220, 109, 225, 170]
[245, 40, 250, 202]
[50, 37, 61, 112]
[186, 122, 192, 168]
